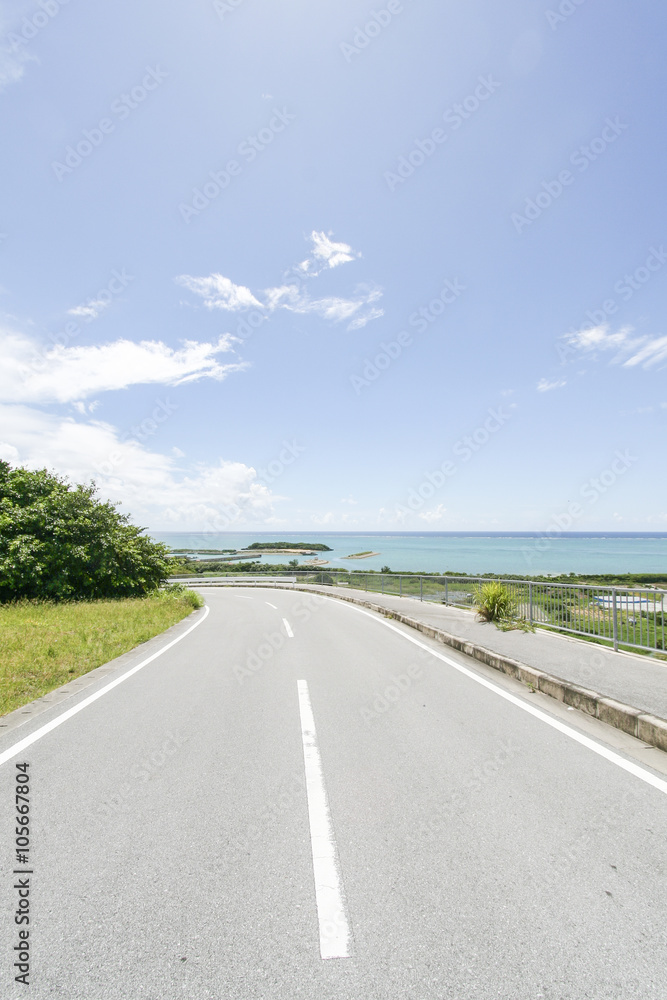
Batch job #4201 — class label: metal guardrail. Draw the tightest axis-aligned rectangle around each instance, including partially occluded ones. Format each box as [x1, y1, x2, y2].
[170, 576, 297, 586]
[170, 570, 667, 655]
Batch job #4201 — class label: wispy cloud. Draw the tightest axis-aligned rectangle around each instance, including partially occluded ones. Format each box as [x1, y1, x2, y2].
[175, 274, 263, 311]
[348, 305, 384, 330]
[0, 47, 26, 92]
[177, 231, 383, 331]
[72, 400, 100, 416]
[537, 377, 566, 392]
[268, 285, 383, 328]
[0, 328, 247, 404]
[0, 1, 48, 93]
[561, 323, 667, 369]
[68, 298, 112, 321]
[623, 336, 667, 369]
[296, 230, 360, 275]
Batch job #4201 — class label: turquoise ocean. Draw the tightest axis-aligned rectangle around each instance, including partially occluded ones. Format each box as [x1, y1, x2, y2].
[150, 532, 667, 577]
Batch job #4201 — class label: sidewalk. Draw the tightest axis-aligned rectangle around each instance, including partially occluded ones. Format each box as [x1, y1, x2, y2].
[290, 582, 667, 749]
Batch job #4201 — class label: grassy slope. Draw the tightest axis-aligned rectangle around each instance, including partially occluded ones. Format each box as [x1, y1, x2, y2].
[0, 591, 202, 717]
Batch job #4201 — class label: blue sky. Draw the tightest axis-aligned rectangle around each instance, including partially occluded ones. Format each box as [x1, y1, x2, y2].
[1, 0, 666, 533]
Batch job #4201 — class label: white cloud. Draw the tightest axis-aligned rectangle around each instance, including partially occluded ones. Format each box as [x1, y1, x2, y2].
[261, 284, 383, 328]
[419, 504, 447, 523]
[623, 336, 667, 369]
[566, 323, 634, 355]
[0, 441, 19, 462]
[297, 231, 360, 275]
[288, 293, 368, 323]
[0, 48, 26, 91]
[181, 275, 383, 331]
[537, 377, 567, 392]
[68, 298, 112, 321]
[0, 2, 48, 93]
[177, 231, 382, 331]
[0, 328, 246, 404]
[562, 323, 667, 369]
[0, 403, 277, 530]
[347, 306, 385, 330]
[175, 273, 263, 311]
[0, 19, 29, 93]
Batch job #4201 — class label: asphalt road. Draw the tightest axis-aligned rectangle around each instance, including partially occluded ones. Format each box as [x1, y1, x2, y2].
[1, 587, 666, 999]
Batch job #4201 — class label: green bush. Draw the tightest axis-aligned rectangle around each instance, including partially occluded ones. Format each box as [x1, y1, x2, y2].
[474, 582, 534, 632]
[475, 581, 517, 622]
[0, 462, 171, 602]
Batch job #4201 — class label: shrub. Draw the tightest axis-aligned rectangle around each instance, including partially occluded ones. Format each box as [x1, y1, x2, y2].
[0, 461, 171, 602]
[474, 581, 534, 632]
[475, 581, 517, 622]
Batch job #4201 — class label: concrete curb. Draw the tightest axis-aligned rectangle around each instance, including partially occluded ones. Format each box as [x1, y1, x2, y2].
[289, 585, 667, 754]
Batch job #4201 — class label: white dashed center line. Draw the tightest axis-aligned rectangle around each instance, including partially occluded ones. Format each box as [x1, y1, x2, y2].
[283, 618, 294, 638]
[297, 680, 351, 960]
[265, 602, 278, 609]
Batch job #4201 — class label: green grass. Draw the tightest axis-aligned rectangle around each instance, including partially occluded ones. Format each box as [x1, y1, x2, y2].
[0, 589, 204, 717]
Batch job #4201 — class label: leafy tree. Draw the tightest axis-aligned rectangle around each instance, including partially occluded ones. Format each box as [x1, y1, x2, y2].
[0, 462, 171, 601]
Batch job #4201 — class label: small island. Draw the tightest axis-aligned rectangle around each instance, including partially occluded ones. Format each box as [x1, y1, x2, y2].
[344, 551, 381, 559]
[239, 541, 333, 554]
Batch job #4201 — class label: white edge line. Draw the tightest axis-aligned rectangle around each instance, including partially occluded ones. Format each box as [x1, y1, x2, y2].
[297, 679, 351, 960]
[283, 617, 294, 638]
[315, 595, 667, 797]
[0, 605, 210, 768]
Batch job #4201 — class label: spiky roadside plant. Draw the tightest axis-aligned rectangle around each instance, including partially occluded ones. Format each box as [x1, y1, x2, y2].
[474, 581, 534, 632]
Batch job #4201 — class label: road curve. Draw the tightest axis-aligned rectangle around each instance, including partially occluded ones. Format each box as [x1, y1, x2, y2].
[1, 587, 666, 999]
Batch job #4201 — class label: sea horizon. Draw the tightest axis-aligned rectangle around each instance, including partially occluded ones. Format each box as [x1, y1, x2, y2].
[150, 531, 667, 576]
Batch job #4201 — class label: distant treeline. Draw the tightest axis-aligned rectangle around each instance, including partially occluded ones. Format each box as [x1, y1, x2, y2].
[243, 542, 332, 551]
[170, 560, 667, 587]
